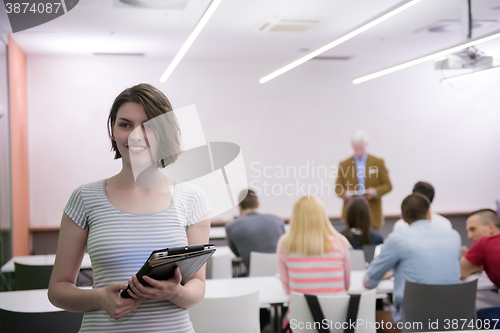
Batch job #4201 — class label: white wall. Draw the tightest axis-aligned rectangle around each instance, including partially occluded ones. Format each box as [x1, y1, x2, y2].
[27, 55, 500, 227]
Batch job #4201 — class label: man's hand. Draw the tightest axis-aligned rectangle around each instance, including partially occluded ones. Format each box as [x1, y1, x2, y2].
[364, 188, 377, 200]
[461, 246, 468, 257]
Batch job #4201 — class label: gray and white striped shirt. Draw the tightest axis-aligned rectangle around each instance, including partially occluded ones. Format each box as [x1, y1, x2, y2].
[64, 179, 210, 333]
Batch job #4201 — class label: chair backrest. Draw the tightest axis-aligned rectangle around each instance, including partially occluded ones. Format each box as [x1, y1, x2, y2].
[249, 252, 277, 277]
[349, 249, 366, 271]
[188, 291, 260, 333]
[14, 263, 53, 290]
[362, 245, 377, 264]
[210, 252, 232, 279]
[373, 244, 383, 258]
[401, 280, 478, 332]
[0, 309, 83, 333]
[289, 289, 376, 333]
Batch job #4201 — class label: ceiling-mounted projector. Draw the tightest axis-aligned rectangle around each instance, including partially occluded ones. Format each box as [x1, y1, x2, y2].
[435, 47, 493, 70]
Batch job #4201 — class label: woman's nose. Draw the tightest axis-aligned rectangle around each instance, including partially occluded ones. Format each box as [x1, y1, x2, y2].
[128, 126, 145, 142]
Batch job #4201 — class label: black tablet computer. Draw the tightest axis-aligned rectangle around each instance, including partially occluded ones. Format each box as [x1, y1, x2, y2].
[121, 244, 216, 298]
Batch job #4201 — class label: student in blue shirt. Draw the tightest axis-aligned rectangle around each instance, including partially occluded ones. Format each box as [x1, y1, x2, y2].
[363, 193, 461, 325]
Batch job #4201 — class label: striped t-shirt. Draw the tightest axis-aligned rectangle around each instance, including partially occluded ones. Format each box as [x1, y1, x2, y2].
[64, 179, 210, 333]
[277, 238, 351, 295]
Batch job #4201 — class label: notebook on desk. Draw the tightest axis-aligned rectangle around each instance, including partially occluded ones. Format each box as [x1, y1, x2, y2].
[121, 244, 216, 298]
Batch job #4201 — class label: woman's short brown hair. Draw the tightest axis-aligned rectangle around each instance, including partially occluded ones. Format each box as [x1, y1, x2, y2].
[107, 83, 181, 168]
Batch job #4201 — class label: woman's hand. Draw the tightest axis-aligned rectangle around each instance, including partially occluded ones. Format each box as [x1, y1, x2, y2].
[99, 283, 142, 320]
[127, 267, 183, 302]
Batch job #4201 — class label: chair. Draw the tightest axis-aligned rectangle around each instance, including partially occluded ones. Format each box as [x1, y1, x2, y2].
[362, 245, 377, 264]
[401, 280, 478, 332]
[14, 263, 53, 290]
[188, 291, 260, 333]
[0, 309, 83, 333]
[249, 252, 277, 277]
[349, 249, 366, 271]
[289, 289, 376, 333]
[210, 252, 232, 279]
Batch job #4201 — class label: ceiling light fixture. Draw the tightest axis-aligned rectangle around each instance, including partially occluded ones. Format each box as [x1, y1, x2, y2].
[258, 0, 422, 84]
[441, 65, 500, 83]
[160, 0, 222, 83]
[353, 29, 500, 84]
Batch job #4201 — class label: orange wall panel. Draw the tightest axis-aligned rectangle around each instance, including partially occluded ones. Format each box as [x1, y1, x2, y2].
[8, 35, 30, 256]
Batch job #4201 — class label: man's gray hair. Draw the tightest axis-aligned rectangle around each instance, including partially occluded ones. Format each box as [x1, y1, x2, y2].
[351, 130, 369, 144]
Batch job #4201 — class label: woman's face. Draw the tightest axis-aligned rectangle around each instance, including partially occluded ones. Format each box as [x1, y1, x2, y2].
[112, 102, 158, 166]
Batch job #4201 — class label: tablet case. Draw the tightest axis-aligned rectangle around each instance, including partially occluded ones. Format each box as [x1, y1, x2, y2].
[120, 244, 216, 298]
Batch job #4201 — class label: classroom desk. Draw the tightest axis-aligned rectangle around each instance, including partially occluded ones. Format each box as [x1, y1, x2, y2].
[0, 287, 92, 313]
[1, 274, 496, 333]
[1, 253, 92, 273]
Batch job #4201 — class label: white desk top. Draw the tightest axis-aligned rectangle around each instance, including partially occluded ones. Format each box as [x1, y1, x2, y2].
[0, 287, 92, 313]
[1, 273, 495, 313]
[205, 276, 286, 305]
[203, 272, 393, 306]
[1, 253, 92, 273]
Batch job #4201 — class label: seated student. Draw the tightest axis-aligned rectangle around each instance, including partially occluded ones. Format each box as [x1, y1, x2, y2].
[277, 196, 351, 295]
[364, 193, 461, 326]
[461, 209, 500, 321]
[276, 196, 351, 333]
[393, 182, 452, 233]
[225, 189, 285, 275]
[342, 197, 383, 249]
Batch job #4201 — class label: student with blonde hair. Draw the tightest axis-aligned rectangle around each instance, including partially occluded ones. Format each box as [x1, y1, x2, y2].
[277, 196, 351, 296]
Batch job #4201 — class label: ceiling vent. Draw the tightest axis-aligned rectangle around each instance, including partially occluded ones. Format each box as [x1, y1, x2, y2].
[253, 17, 330, 33]
[114, 0, 189, 9]
[414, 20, 497, 34]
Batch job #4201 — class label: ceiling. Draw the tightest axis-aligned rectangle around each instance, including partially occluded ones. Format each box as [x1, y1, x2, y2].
[3, 0, 500, 67]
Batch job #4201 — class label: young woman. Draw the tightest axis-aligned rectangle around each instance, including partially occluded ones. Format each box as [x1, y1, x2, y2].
[48, 84, 210, 333]
[342, 197, 383, 249]
[277, 196, 351, 296]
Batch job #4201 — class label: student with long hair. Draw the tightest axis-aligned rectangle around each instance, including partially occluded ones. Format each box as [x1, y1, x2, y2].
[343, 197, 383, 249]
[277, 196, 351, 296]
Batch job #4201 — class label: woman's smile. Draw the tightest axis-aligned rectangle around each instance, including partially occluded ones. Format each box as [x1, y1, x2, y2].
[127, 145, 148, 154]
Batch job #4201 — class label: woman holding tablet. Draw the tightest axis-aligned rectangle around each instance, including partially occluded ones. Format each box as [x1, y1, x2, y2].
[48, 84, 210, 333]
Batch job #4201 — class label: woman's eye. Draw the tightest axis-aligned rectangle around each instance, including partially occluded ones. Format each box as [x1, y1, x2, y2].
[119, 123, 130, 127]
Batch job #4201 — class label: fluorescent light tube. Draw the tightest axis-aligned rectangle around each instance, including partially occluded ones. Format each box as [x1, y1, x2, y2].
[259, 0, 422, 84]
[353, 29, 500, 84]
[160, 0, 222, 83]
[441, 65, 500, 84]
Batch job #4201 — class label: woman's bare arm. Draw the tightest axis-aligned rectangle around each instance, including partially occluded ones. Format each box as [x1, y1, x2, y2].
[48, 214, 141, 319]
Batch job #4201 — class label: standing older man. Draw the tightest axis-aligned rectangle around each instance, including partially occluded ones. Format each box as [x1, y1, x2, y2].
[335, 131, 392, 230]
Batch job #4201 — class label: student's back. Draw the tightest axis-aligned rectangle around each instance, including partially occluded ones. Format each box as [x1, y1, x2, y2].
[226, 212, 285, 270]
[364, 194, 461, 324]
[277, 196, 351, 295]
[343, 197, 383, 250]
